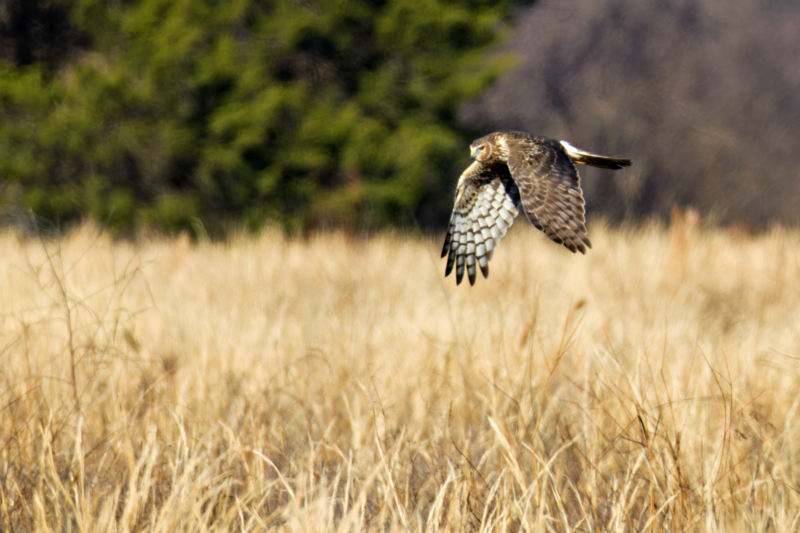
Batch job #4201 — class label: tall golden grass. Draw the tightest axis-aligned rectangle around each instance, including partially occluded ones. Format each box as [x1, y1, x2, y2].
[3, 218, 800, 531]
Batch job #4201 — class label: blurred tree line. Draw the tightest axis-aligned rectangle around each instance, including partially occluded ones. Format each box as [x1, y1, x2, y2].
[463, 0, 800, 229]
[4, 0, 800, 236]
[0, 0, 530, 235]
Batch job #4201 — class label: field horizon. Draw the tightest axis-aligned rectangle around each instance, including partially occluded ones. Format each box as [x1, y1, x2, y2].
[3, 219, 800, 531]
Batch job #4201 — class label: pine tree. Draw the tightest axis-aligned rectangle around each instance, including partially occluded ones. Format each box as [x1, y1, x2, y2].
[0, 0, 532, 234]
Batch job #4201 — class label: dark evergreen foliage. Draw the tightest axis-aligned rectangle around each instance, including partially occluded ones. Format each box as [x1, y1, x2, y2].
[0, 0, 531, 235]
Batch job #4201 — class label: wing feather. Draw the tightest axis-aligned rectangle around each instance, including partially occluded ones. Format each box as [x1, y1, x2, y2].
[441, 162, 521, 285]
[504, 136, 592, 254]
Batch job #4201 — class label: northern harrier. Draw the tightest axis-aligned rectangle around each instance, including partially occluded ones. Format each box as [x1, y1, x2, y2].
[442, 131, 631, 285]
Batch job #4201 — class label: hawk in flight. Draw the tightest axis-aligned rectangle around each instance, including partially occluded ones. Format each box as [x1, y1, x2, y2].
[442, 131, 631, 285]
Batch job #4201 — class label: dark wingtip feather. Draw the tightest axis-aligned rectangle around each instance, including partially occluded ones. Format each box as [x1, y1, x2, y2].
[441, 231, 452, 258]
[445, 248, 456, 277]
[455, 253, 466, 284]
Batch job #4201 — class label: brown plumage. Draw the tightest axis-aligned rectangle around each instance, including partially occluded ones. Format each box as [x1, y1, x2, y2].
[442, 131, 631, 285]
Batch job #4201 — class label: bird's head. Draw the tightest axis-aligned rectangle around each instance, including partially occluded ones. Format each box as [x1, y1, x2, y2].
[470, 137, 492, 162]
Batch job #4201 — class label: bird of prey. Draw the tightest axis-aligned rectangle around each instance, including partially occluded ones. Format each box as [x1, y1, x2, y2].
[441, 131, 631, 285]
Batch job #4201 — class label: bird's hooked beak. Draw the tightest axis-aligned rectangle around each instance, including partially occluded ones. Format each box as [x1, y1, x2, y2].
[470, 146, 477, 160]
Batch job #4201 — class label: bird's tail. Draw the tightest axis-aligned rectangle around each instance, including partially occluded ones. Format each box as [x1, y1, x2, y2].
[560, 141, 632, 170]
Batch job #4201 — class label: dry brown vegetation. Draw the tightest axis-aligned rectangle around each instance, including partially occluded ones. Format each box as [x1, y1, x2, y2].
[3, 220, 800, 531]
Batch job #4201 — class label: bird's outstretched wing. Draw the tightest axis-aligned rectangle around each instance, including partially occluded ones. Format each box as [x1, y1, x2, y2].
[441, 162, 521, 285]
[505, 136, 591, 254]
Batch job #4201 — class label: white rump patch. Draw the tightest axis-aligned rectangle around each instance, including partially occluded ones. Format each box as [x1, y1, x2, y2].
[560, 140, 591, 159]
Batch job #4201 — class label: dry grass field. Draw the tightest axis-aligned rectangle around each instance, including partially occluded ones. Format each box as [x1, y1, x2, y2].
[3, 218, 800, 532]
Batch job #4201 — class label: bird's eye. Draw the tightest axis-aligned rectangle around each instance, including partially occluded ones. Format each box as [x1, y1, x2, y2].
[470, 144, 486, 159]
